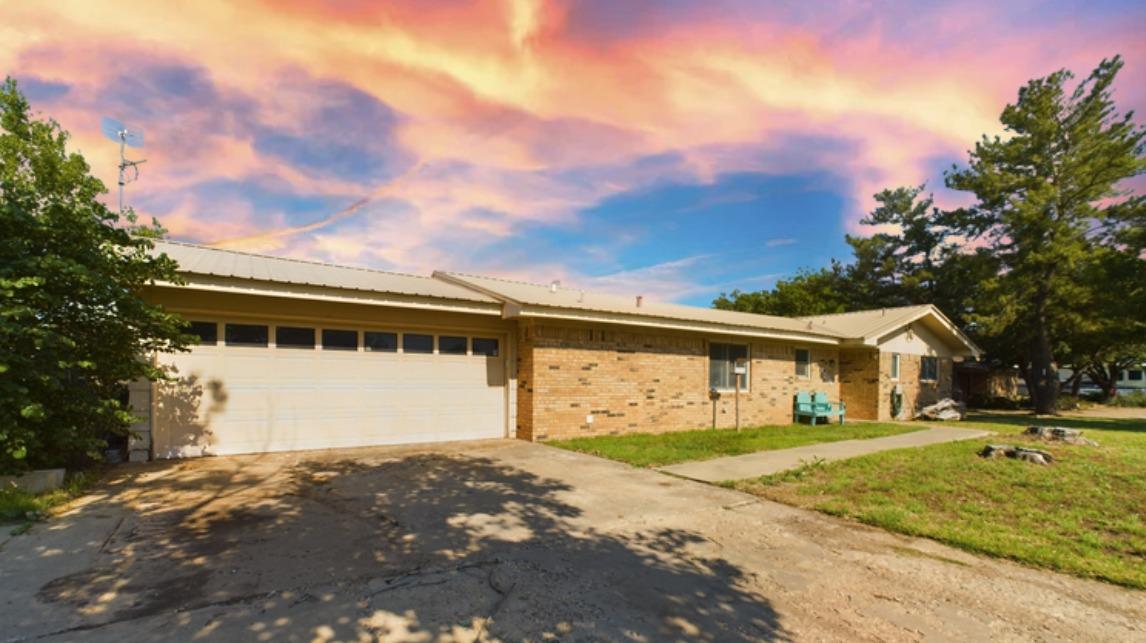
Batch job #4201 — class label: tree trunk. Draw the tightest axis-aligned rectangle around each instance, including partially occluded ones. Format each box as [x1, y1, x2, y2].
[1018, 362, 1036, 409]
[1030, 294, 1058, 415]
[1085, 363, 1114, 399]
[1105, 362, 1120, 399]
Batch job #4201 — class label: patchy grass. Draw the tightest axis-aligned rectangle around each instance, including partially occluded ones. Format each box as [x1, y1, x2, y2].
[0, 470, 100, 529]
[732, 413, 1146, 589]
[549, 423, 919, 468]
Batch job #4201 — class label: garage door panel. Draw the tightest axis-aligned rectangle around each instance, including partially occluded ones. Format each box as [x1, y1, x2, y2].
[154, 328, 507, 458]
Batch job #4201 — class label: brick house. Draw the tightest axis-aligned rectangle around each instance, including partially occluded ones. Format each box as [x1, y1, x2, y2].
[126, 242, 981, 461]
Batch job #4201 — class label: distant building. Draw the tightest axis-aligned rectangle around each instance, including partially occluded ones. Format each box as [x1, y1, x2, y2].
[1058, 364, 1146, 394]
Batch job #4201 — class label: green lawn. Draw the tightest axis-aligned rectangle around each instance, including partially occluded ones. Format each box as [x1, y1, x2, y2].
[548, 422, 919, 468]
[731, 412, 1146, 589]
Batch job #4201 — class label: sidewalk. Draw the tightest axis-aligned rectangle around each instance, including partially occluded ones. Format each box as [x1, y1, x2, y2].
[658, 426, 992, 483]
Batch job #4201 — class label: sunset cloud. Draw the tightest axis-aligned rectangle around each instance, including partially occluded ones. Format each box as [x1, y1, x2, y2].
[3, 0, 1142, 304]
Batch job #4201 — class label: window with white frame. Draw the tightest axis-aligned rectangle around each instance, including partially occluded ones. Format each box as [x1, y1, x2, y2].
[794, 348, 811, 379]
[921, 356, 939, 381]
[890, 353, 900, 380]
[709, 342, 748, 390]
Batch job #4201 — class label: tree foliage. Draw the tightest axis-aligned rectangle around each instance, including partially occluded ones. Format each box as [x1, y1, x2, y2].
[713, 265, 849, 317]
[945, 56, 1145, 412]
[715, 57, 1144, 413]
[0, 78, 190, 473]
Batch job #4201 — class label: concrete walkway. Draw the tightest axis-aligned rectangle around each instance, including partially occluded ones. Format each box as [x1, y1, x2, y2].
[659, 426, 993, 482]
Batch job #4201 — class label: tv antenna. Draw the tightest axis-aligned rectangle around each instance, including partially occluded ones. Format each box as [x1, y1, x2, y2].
[100, 117, 146, 214]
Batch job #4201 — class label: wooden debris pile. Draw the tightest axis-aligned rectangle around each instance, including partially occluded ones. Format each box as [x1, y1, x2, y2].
[1023, 426, 1099, 446]
[978, 444, 1055, 465]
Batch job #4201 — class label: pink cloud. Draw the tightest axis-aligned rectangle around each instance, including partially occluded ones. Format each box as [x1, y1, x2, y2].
[1, 1, 1142, 300]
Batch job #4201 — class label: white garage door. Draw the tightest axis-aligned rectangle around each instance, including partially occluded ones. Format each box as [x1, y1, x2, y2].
[153, 320, 507, 458]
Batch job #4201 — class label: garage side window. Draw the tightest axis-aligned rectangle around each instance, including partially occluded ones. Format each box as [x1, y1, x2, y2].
[921, 356, 939, 381]
[276, 326, 315, 349]
[322, 329, 358, 351]
[188, 321, 218, 345]
[709, 342, 748, 390]
[473, 337, 499, 356]
[890, 353, 900, 380]
[403, 333, 434, 354]
[364, 331, 398, 352]
[225, 323, 268, 347]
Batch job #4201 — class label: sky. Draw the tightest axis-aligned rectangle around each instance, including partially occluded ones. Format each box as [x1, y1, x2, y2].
[3, 0, 1144, 305]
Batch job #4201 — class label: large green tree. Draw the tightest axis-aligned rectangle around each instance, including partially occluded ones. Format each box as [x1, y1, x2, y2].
[714, 264, 849, 317]
[945, 56, 1145, 413]
[0, 79, 190, 473]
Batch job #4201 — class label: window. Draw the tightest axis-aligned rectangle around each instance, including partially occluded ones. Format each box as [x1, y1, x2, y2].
[403, 333, 434, 354]
[439, 335, 467, 355]
[1129, 370, 1144, 381]
[364, 331, 398, 352]
[921, 356, 939, 381]
[225, 323, 268, 347]
[795, 348, 810, 379]
[322, 329, 358, 351]
[473, 337, 500, 357]
[709, 342, 749, 390]
[276, 326, 315, 349]
[188, 321, 217, 345]
[890, 353, 900, 380]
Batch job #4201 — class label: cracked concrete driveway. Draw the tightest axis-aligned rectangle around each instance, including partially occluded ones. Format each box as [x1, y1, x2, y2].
[1, 440, 1142, 642]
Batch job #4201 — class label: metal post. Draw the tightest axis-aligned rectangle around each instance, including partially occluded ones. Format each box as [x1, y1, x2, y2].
[735, 371, 741, 432]
[118, 133, 126, 214]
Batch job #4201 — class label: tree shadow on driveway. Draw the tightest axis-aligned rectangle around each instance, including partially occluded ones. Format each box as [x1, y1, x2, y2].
[28, 446, 788, 641]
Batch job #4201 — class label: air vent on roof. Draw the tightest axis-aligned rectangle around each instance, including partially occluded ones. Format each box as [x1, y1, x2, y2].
[549, 280, 560, 293]
[636, 295, 643, 307]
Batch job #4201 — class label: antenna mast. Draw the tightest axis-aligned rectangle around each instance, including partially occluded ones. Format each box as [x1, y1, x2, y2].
[100, 117, 146, 213]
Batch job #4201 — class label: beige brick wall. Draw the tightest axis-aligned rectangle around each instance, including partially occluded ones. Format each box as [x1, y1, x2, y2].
[516, 322, 537, 441]
[834, 349, 957, 421]
[880, 353, 954, 420]
[840, 349, 880, 420]
[515, 321, 841, 441]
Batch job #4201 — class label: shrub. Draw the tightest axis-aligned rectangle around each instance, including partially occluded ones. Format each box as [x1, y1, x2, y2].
[0, 79, 191, 473]
[1109, 391, 1146, 408]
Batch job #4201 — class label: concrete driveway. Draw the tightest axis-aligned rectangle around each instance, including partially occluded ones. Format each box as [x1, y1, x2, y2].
[1, 440, 1141, 642]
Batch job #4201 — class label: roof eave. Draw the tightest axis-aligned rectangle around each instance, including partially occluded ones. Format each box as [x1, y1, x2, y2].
[153, 275, 504, 316]
[511, 304, 841, 345]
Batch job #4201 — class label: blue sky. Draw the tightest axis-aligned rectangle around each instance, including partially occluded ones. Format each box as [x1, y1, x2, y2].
[4, 0, 1143, 304]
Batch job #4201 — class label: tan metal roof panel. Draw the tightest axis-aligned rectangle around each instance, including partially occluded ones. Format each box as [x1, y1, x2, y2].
[435, 272, 846, 339]
[798, 305, 933, 339]
[153, 240, 499, 303]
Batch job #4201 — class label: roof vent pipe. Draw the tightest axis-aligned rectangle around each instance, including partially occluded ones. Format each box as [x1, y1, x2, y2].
[636, 295, 643, 307]
[549, 280, 560, 293]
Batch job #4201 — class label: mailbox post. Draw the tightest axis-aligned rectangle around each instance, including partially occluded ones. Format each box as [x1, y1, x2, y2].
[708, 388, 721, 429]
[734, 358, 747, 432]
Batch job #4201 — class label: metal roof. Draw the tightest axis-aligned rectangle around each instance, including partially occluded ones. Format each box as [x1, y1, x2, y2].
[151, 240, 978, 353]
[434, 272, 846, 340]
[799, 305, 935, 339]
[153, 241, 499, 303]
[800, 305, 982, 355]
